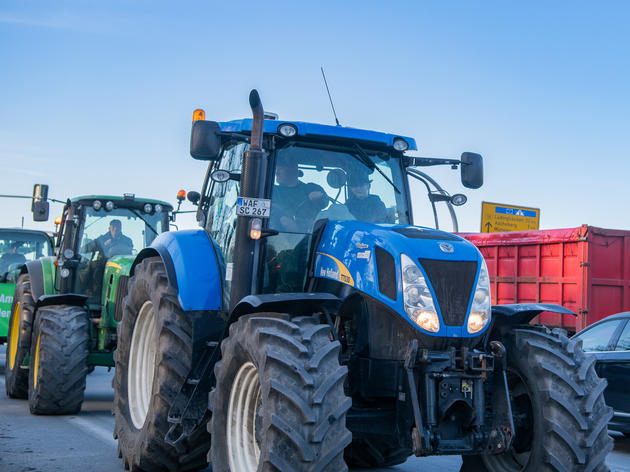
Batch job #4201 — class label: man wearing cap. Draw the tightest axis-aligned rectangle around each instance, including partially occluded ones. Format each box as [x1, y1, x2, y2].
[347, 171, 389, 223]
[0, 242, 26, 274]
[271, 156, 329, 232]
[95, 219, 134, 257]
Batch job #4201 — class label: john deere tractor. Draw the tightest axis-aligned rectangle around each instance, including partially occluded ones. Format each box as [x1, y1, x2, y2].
[4, 194, 172, 416]
[113, 91, 611, 472]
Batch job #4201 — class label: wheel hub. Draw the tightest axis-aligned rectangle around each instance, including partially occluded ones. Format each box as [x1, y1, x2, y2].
[227, 361, 262, 472]
[128, 301, 157, 429]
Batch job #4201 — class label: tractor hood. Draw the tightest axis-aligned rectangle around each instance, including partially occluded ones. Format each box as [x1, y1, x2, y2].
[313, 221, 488, 338]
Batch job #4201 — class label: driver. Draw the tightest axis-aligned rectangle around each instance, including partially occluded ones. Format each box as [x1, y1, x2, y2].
[94, 219, 134, 257]
[346, 171, 388, 223]
[0, 241, 26, 274]
[271, 155, 328, 232]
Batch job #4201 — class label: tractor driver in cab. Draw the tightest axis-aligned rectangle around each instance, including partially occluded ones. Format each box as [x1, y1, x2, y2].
[346, 170, 389, 223]
[96, 219, 134, 257]
[0, 241, 26, 275]
[271, 155, 329, 233]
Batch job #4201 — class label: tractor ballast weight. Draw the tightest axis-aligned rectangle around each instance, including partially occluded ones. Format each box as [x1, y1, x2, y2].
[113, 90, 612, 472]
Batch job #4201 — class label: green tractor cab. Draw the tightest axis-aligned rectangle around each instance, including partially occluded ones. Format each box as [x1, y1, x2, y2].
[4, 193, 173, 414]
[0, 228, 54, 343]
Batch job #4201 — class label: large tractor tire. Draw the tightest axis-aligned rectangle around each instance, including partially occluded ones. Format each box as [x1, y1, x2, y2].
[210, 314, 352, 472]
[461, 326, 613, 472]
[113, 257, 209, 472]
[5, 274, 36, 398]
[28, 305, 89, 414]
[344, 437, 409, 468]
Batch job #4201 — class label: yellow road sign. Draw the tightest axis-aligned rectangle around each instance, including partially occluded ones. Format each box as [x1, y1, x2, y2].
[481, 201, 540, 233]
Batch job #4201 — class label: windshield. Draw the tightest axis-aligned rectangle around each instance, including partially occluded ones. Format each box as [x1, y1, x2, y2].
[269, 143, 409, 234]
[0, 231, 52, 274]
[79, 206, 167, 258]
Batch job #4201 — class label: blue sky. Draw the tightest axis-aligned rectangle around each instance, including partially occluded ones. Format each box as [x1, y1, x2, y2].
[1, 1, 628, 233]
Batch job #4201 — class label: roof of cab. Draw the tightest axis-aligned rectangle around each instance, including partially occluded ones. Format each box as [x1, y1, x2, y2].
[218, 118, 417, 151]
[70, 195, 173, 207]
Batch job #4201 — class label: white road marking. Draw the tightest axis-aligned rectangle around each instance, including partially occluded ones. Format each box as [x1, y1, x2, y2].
[66, 416, 117, 445]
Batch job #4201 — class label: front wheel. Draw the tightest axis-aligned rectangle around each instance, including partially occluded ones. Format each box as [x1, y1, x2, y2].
[461, 326, 613, 472]
[5, 274, 36, 398]
[210, 314, 352, 472]
[28, 305, 89, 414]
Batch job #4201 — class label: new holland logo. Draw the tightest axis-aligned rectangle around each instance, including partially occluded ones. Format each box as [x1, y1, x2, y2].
[439, 242, 454, 253]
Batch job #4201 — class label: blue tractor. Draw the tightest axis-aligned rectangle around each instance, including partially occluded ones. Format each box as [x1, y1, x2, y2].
[112, 91, 611, 472]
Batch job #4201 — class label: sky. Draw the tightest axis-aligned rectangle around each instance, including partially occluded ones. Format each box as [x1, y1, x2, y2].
[1, 1, 629, 234]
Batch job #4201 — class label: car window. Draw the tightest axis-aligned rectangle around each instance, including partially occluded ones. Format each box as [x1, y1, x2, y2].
[576, 320, 623, 352]
[614, 321, 630, 351]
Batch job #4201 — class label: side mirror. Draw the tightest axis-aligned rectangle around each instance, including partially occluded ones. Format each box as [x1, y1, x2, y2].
[460, 152, 483, 189]
[32, 184, 50, 221]
[190, 120, 222, 160]
[187, 191, 201, 205]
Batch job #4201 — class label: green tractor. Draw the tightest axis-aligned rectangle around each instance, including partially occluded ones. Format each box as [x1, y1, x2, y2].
[0, 228, 54, 343]
[4, 193, 173, 415]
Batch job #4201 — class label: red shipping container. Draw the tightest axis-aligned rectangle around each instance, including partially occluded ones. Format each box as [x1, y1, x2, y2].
[458, 225, 630, 333]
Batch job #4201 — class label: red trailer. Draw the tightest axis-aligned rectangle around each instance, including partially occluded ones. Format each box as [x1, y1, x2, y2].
[459, 225, 630, 333]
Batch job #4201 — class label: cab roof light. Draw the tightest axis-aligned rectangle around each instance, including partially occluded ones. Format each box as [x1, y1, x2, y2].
[264, 112, 279, 120]
[278, 123, 297, 137]
[177, 189, 186, 202]
[393, 138, 409, 152]
[54, 217, 62, 225]
[192, 109, 205, 122]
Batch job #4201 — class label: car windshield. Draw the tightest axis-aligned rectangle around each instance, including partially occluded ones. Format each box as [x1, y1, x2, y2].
[0, 231, 52, 274]
[79, 205, 167, 259]
[269, 143, 409, 234]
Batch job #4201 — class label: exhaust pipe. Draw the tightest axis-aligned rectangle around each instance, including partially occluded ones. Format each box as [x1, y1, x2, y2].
[229, 89, 268, 311]
[249, 89, 264, 151]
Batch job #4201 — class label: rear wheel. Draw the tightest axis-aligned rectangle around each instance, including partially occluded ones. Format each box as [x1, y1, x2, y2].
[28, 305, 89, 414]
[210, 314, 352, 472]
[5, 274, 36, 398]
[461, 326, 613, 472]
[113, 257, 209, 472]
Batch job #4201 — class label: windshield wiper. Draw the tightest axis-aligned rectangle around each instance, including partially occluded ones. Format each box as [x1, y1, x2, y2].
[352, 143, 400, 194]
[128, 209, 160, 237]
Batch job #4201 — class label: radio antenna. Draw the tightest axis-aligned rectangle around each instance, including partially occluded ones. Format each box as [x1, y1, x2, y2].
[321, 67, 341, 126]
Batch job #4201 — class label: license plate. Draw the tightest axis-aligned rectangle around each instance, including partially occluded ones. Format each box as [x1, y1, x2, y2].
[236, 197, 271, 218]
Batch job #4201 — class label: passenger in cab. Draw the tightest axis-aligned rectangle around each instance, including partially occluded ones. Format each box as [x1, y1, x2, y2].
[346, 170, 388, 223]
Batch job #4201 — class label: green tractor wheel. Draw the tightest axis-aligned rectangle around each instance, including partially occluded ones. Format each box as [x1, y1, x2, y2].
[28, 305, 89, 415]
[210, 313, 352, 472]
[461, 327, 612, 472]
[5, 274, 36, 399]
[113, 257, 210, 472]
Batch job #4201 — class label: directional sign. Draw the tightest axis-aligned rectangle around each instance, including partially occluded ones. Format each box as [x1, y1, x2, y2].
[481, 201, 540, 233]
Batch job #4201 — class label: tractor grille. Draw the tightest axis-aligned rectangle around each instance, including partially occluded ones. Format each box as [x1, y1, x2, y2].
[418, 259, 477, 326]
[114, 275, 129, 322]
[375, 246, 397, 300]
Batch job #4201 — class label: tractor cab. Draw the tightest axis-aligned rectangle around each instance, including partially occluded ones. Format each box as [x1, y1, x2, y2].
[192, 107, 482, 308]
[55, 195, 172, 305]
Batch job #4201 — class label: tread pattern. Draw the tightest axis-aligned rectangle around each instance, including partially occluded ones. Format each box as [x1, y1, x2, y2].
[464, 326, 613, 472]
[112, 257, 209, 472]
[28, 305, 89, 414]
[5, 274, 36, 398]
[210, 314, 352, 472]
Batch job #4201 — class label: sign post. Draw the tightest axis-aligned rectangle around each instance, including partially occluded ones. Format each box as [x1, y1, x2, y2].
[481, 201, 540, 233]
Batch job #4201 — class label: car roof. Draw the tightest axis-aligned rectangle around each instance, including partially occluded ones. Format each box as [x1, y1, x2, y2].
[575, 311, 630, 336]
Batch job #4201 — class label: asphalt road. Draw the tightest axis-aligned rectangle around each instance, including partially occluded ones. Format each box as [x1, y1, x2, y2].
[1, 347, 629, 472]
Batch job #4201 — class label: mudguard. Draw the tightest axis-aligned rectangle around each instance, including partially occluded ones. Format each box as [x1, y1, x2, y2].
[490, 303, 576, 331]
[230, 293, 341, 320]
[22, 257, 57, 300]
[132, 230, 223, 311]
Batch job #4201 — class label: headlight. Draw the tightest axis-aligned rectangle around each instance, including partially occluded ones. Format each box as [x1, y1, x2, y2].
[143, 203, 152, 214]
[105, 201, 114, 211]
[468, 258, 491, 333]
[393, 138, 409, 151]
[154, 204, 163, 213]
[401, 254, 440, 333]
